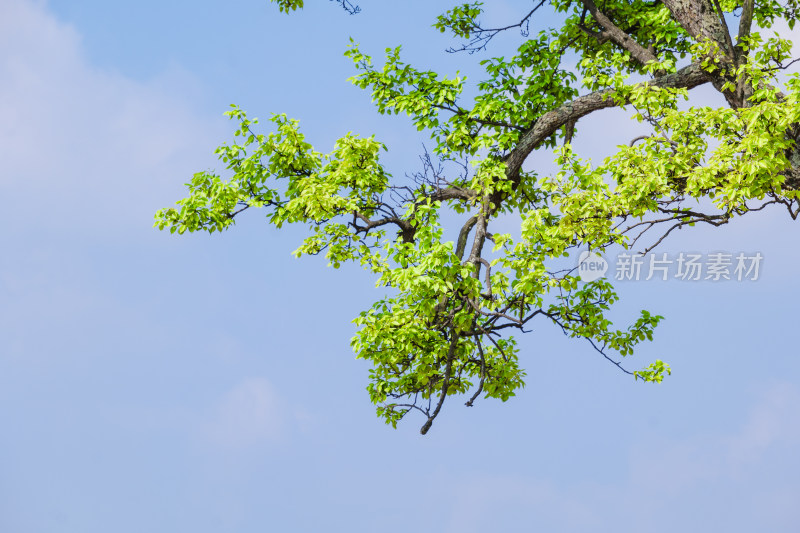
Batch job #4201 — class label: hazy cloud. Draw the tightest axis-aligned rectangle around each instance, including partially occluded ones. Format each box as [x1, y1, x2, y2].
[201, 377, 286, 450]
[433, 383, 800, 533]
[0, 0, 223, 237]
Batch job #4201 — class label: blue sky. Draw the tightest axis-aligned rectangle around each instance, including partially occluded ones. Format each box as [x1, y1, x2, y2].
[1, 0, 800, 531]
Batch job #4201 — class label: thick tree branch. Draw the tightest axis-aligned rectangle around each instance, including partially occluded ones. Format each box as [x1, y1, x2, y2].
[455, 216, 478, 260]
[710, 0, 736, 57]
[505, 63, 711, 178]
[429, 186, 478, 203]
[737, 0, 754, 43]
[352, 212, 415, 243]
[661, 0, 734, 57]
[579, 0, 659, 65]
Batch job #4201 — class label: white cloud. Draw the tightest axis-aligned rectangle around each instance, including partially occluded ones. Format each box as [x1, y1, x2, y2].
[625, 382, 800, 492]
[0, 0, 227, 364]
[431, 383, 800, 533]
[201, 377, 286, 450]
[727, 382, 800, 469]
[0, 0, 224, 237]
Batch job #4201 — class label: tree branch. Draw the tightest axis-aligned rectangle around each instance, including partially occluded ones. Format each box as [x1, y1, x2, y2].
[579, 0, 659, 65]
[420, 328, 460, 435]
[736, 0, 754, 48]
[445, 0, 548, 53]
[661, 0, 734, 57]
[505, 63, 711, 179]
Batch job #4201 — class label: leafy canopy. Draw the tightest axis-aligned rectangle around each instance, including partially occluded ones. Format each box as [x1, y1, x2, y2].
[155, 0, 800, 434]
